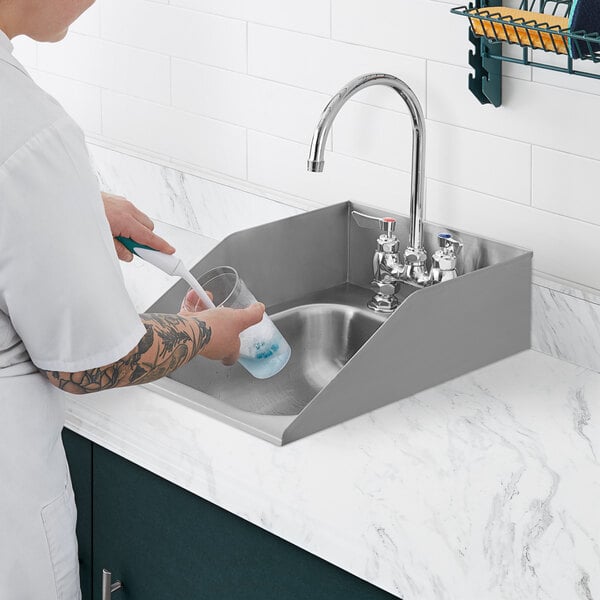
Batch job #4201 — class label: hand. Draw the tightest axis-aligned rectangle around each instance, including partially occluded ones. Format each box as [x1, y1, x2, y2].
[180, 299, 265, 365]
[180, 288, 214, 313]
[101, 192, 176, 261]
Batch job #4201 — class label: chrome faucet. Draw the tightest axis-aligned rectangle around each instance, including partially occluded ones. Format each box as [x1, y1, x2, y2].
[351, 211, 404, 312]
[307, 73, 429, 286]
[429, 233, 463, 284]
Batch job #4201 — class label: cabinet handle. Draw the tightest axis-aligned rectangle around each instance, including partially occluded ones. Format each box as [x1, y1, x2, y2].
[102, 568, 123, 600]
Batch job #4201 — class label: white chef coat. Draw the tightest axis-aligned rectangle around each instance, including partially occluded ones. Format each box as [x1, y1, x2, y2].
[0, 30, 146, 599]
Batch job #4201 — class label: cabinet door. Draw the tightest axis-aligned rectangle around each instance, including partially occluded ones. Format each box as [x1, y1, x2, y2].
[62, 428, 93, 600]
[93, 443, 399, 600]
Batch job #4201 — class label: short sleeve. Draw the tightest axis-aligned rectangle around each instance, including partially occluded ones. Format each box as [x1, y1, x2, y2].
[0, 116, 146, 372]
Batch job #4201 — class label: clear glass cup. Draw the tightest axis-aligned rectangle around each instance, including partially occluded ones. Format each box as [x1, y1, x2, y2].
[181, 266, 291, 379]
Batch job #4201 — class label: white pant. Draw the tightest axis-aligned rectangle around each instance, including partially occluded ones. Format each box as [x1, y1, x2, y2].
[0, 373, 81, 600]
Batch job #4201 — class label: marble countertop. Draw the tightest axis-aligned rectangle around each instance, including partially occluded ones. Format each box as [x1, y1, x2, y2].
[65, 221, 600, 600]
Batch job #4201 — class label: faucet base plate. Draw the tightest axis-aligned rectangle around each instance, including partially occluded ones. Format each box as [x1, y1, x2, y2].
[368, 293, 399, 313]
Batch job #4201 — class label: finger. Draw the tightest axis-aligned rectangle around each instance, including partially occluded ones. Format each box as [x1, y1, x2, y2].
[237, 303, 265, 331]
[132, 207, 155, 231]
[114, 239, 134, 262]
[181, 289, 198, 310]
[130, 221, 176, 254]
[181, 289, 213, 312]
[196, 290, 214, 310]
[181, 290, 201, 312]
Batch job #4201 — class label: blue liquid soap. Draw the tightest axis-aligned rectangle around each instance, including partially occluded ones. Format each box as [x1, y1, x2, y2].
[238, 324, 291, 379]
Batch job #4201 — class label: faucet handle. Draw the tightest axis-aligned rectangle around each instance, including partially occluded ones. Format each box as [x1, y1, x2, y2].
[351, 210, 396, 237]
[437, 232, 463, 255]
[429, 232, 463, 285]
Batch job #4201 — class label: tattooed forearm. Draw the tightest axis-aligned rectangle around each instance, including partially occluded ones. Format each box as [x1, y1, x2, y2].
[42, 313, 211, 394]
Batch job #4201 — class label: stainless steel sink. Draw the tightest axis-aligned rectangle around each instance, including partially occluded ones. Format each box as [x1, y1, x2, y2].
[147, 201, 532, 445]
[169, 284, 386, 416]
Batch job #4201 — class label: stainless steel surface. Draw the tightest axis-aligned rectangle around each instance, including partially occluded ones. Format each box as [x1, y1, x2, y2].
[147, 200, 532, 445]
[149, 203, 350, 314]
[282, 250, 532, 445]
[102, 569, 123, 599]
[168, 284, 385, 416]
[307, 73, 428, 284]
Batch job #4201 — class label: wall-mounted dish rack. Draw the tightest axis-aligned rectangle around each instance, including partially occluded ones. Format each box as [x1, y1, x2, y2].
[451, 0, 600, 106]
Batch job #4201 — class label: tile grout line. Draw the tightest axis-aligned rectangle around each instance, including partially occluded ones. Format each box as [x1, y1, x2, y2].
[529, 144, 533, 207]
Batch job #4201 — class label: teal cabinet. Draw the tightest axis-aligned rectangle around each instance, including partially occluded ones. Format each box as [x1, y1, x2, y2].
[63, 429, 400, 600]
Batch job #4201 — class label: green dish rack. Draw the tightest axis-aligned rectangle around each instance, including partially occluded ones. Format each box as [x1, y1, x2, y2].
[451, 0, 600, 106]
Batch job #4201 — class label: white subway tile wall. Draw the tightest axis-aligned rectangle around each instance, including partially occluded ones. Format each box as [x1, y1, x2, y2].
[102, 90, 247, 178]
[29, 69, 102, 134]
[171, 0, 331, 37]
[12, 0, 600, 291]
[171, 60, 332, 146]
[37, 34, 171, 104]
[101, 0, 247, 71]
[69, 1, 101, 36]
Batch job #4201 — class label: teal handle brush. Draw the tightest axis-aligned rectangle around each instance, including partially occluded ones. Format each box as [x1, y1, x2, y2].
[117, 236, 153, 256]
[117, 236, 216, 309]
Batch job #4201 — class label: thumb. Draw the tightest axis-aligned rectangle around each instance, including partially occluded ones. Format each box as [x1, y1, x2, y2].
[236, 302, 265, 331]
[114, 239, 133, 262]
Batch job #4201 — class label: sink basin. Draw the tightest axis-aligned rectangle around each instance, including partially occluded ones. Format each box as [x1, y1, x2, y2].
[169, 284, 386, 416]
[147, 201, 532, 445]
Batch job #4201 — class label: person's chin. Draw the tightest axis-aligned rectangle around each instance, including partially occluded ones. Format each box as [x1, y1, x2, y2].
[35, 27, 69, 43]
[51, 28, 69, 42]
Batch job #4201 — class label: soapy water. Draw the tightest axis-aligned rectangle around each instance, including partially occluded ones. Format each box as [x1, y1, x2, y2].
[238, 319, 291, 379]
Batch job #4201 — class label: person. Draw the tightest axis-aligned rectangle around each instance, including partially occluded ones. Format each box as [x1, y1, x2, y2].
[0, 1, 264, 597]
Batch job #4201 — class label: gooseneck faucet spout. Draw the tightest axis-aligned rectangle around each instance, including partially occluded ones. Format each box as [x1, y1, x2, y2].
[307, 73, 428, 284]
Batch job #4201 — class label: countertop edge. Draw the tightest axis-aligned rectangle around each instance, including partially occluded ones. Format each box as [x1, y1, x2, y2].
[64, 390, 402, 597]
